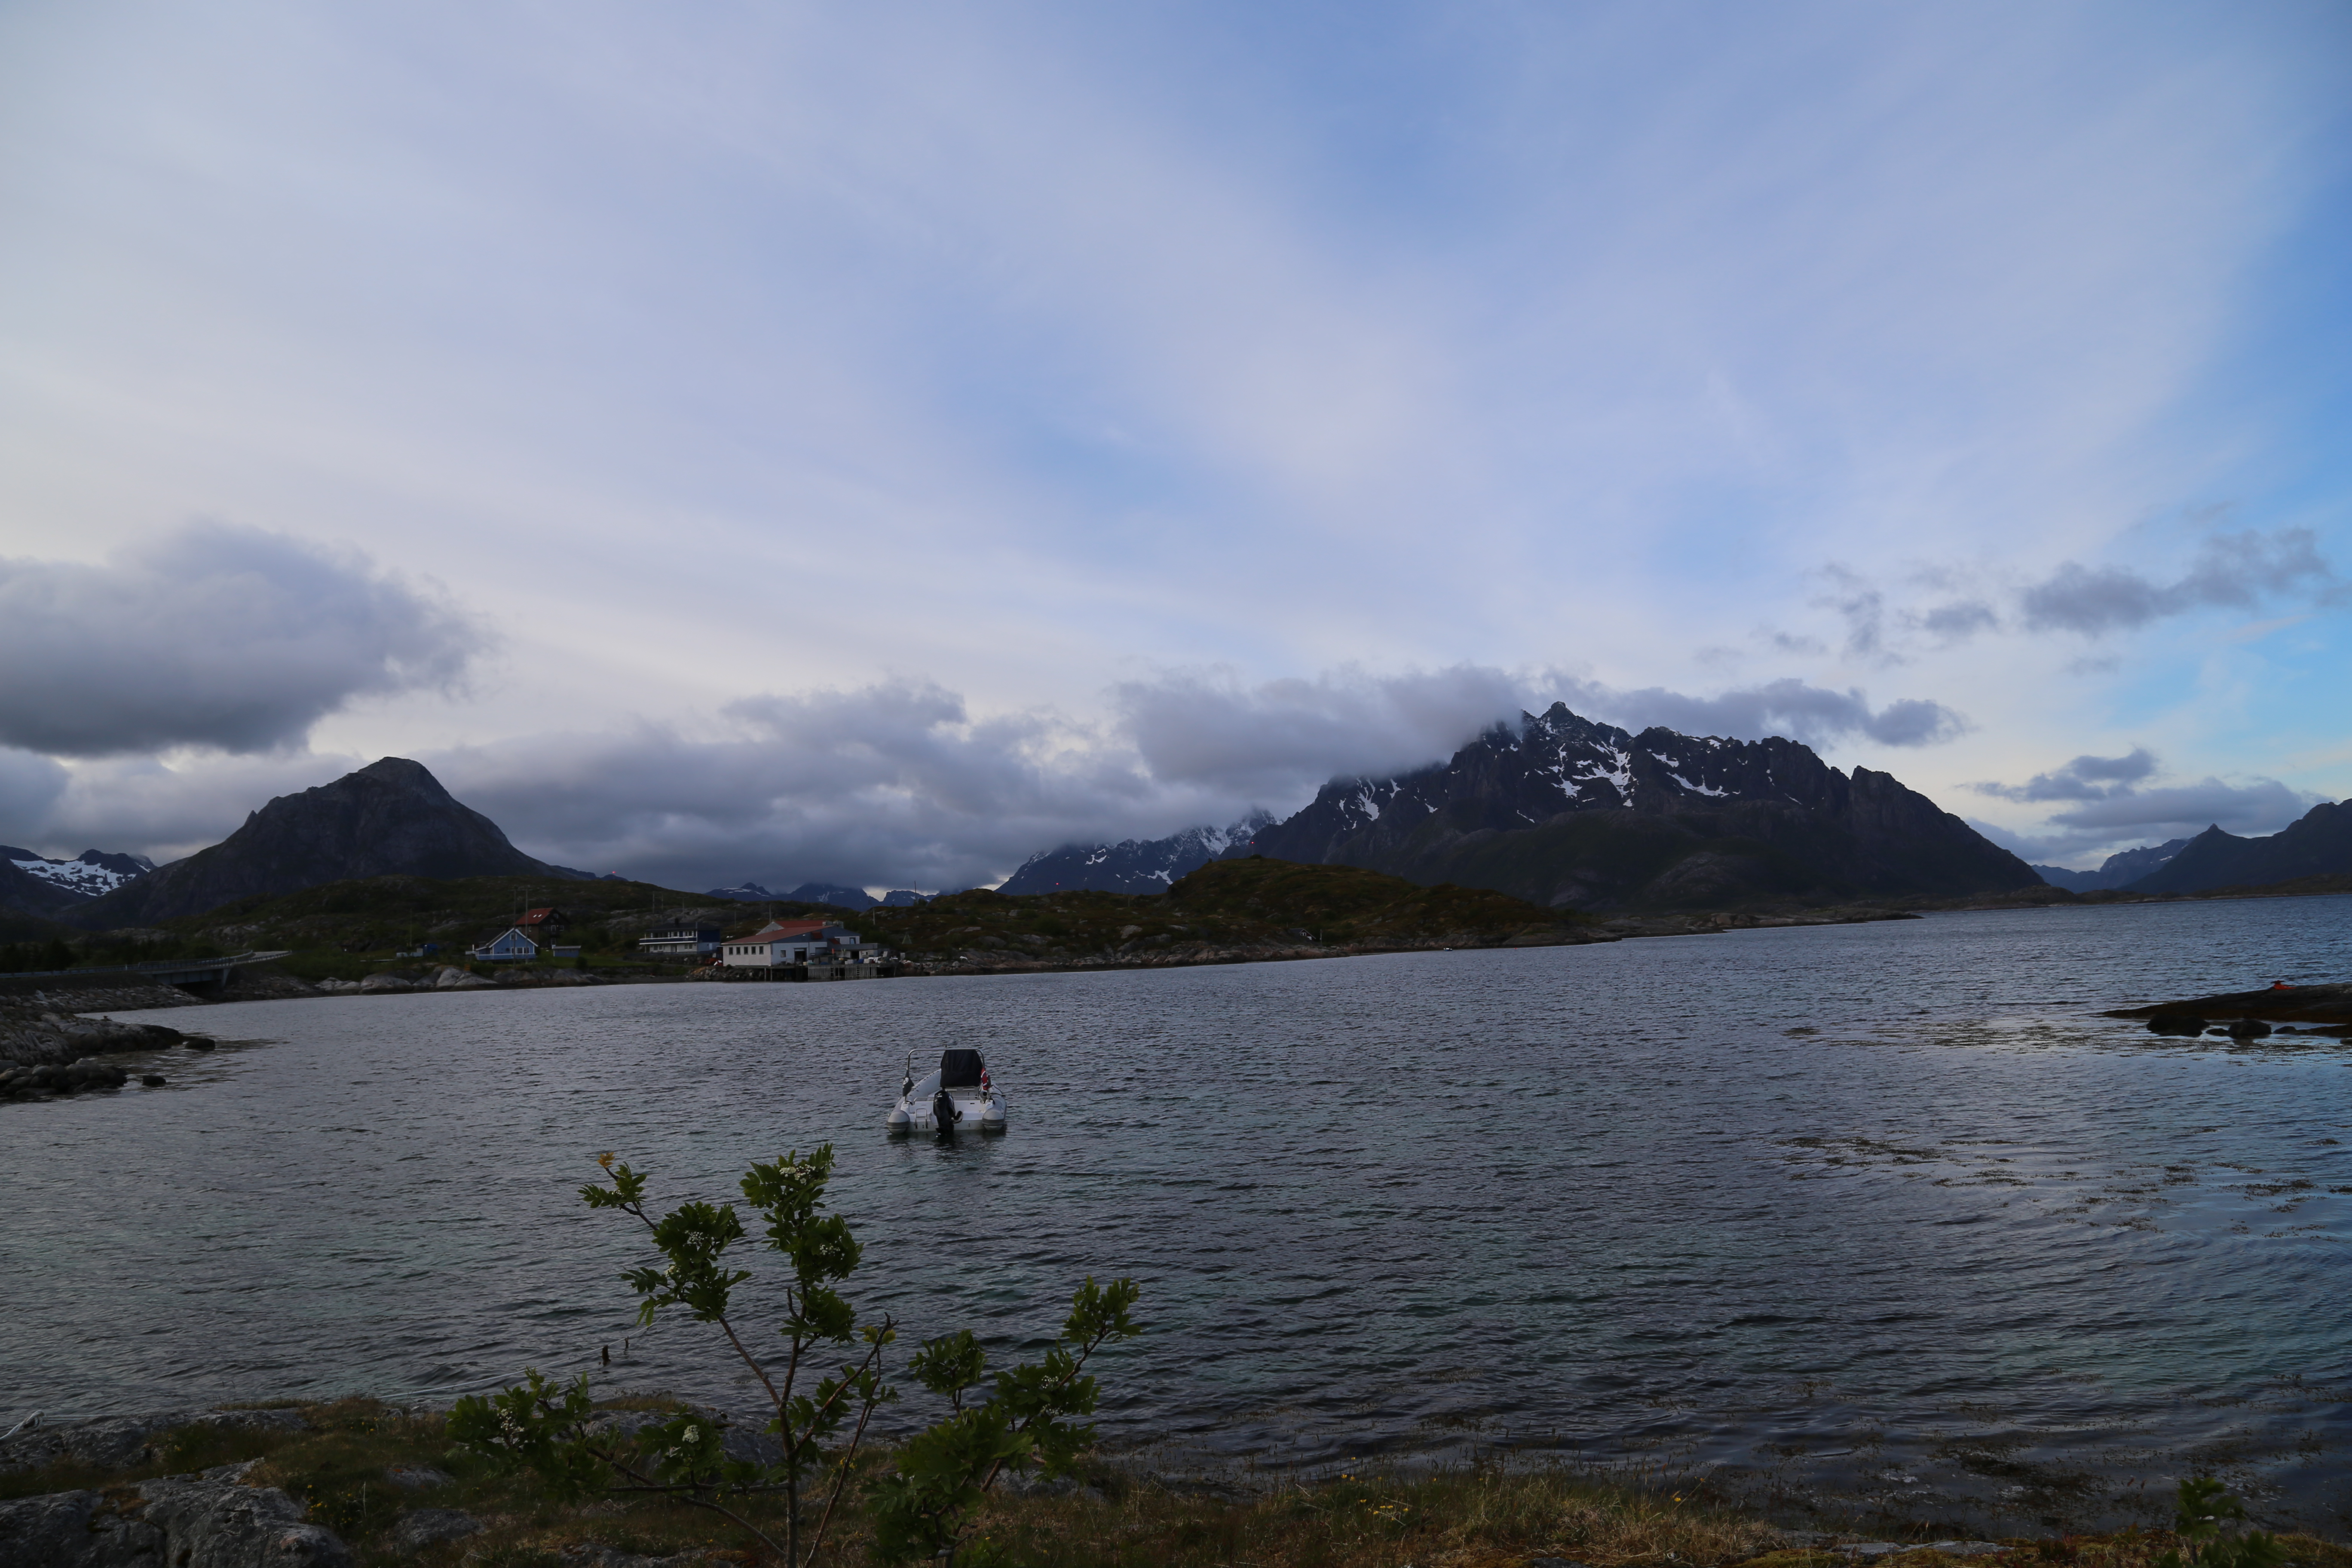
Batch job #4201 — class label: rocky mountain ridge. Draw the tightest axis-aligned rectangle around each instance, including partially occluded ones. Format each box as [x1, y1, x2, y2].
[2120, 800, 2351, 895]
[3, 845, 156, 898]
[1241, 704, 2039, 909]
[998, 811, 1273, 896]
[2031, 838, 2190, 893]
[61, 759, 582, 929]
[704, 881, 931, 909]
[1011, 706, 2037, 911]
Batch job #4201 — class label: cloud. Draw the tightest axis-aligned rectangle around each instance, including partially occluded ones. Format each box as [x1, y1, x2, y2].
[1556, 677, 1968, 749]
[1119, 665, 1968, 798]
[1969, 747, 2322, 865]
[1114, 665, 1543, 798]
[414, 665, 1970, 891]
[1974, 747, 2158, 802]
[1778, 529, 2344, 665]
[2017, 528, 2342, 636]
[0, 525, 484, 758]
[2040, 777, 2317, 835]
[25, 752, 358, 864]
[0, 748, 70, 841]
[432, 681, 1175, 894]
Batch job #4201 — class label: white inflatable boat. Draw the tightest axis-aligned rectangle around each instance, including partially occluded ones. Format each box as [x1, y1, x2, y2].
[887, 1048, 1007, 1135]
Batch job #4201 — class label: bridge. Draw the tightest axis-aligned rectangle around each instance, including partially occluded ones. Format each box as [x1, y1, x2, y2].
[0, 951, 295, 995]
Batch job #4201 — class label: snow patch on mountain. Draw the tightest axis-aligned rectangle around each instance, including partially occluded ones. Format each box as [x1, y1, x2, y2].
[2, 846, 154, 899]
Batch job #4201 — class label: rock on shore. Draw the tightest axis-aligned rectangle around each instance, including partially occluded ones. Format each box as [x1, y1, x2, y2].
[0, 1460, 351, 1567]
[1, 1410, 346, 1568]
[0, 1010, 204, 1096]
[2107, 981, 2352, 1029]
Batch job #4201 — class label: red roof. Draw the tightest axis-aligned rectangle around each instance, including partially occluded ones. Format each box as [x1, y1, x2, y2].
[518, 907, 563, 925]
[748, 920, 832, 941]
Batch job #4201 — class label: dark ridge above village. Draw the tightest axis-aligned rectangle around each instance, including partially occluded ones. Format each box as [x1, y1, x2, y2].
[3, 722, 2348, 990]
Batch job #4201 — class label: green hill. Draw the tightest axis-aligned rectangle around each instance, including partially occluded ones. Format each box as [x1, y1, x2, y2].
[127, 873, 820, 980]
[852, 856, 1586, 965]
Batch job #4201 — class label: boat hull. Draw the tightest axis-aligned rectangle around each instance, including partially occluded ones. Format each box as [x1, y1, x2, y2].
[888, 1090, 1006, 1135]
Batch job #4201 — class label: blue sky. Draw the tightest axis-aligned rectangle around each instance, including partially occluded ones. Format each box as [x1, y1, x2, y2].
[0, 1, 2346, 890]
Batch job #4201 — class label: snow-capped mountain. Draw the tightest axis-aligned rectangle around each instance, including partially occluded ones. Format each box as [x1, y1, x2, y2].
[706, 881, 781, 900]
[1237, 702, 2038, 910]
[2031, 839, 2190, 892]
[709, 881, 929, 908]
[997, 812, 1274, 895]
[2, 846, 155, 899]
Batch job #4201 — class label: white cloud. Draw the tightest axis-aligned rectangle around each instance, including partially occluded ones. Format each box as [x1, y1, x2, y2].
[0, 525, 482, 757]
[2017, 528, 2341, 636]
[0, 1, 2342, 861]
[1968, 747, 2322, 865]
[1555, 676, 1967, 750]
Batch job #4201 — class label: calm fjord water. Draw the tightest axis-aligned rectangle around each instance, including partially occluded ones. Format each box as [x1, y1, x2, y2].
[15, 898, 2352, 1530]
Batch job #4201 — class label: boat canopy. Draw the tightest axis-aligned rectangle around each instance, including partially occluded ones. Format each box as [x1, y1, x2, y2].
[939, 1048, 985, 1087]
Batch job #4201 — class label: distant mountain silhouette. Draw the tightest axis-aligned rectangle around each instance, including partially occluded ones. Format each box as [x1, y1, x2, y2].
[785, 882, 879, 911]
[2033, 838, 2190, 893]
[1227, 704, 2038, 910]
[63, 758, 579, 928]
[1, 845, 156, 912]
[999, 813, 1273, 895]
[2122, 801, 2351, 894]
[0, 858, 85, 919]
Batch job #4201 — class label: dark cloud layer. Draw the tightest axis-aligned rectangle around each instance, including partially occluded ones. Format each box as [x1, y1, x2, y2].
[1803, 527, 2341, 665]
[5, 660, 1976, 891]
[0, 524, 482, 757]
[1970, 747, 2320, 865]
[434, 668, 1969, 890]
[2018, 528, 2340, 635]
[1974, 747, 2159, 803]
[1557, 676, 1966, 749]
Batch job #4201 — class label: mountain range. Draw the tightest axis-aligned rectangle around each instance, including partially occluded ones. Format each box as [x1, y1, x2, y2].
[4, 846, 156, 896]
[1020, 705, 2042, 910]
[999, 812, 1273, 896]
[2123, 801, 2352, 894]
[704, 882, 932, 910]
[57, 757, 585, 928]
[4, 730, 2344, 934]
[2030, 839, 2190, 893]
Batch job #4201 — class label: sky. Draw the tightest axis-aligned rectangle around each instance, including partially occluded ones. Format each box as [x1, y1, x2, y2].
[1, 0, 2347, 892]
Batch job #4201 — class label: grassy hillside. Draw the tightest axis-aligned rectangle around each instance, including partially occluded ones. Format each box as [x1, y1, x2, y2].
[9, 861, 1572, 981]
[124, 873, 825, 978]
[851, 855, 1582, 964]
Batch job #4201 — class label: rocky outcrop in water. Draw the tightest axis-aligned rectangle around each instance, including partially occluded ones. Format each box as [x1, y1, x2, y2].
[0, 1009, 198, 1076]
[2107, 981, 2352, 1030]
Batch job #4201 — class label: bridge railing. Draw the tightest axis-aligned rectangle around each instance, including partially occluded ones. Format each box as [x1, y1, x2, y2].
[0, 950, 291, 983]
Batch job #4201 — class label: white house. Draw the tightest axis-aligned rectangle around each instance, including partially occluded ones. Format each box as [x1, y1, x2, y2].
[639, 923, 723, 958]
[720, 919, 868, 968]
[471, 928, 539, 962]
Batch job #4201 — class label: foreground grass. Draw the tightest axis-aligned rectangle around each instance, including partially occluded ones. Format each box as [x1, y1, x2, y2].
[7, 1399, 2346, 1568]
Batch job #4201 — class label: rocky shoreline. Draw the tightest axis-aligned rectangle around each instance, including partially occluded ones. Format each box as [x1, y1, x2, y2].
[0, 1002, 214, 1099]
[0, 1402, 2061, 1568]
[2104, 980, 2352, 1037]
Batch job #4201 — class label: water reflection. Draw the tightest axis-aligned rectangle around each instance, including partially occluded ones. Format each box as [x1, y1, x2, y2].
[8, 895, 2349, 1532]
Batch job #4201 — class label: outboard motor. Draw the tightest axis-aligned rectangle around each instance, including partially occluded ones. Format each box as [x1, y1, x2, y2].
[932, 1087, 961, 1133]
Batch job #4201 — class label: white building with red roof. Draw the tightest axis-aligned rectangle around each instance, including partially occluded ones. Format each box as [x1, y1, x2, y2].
[720, 919, 868, 968]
